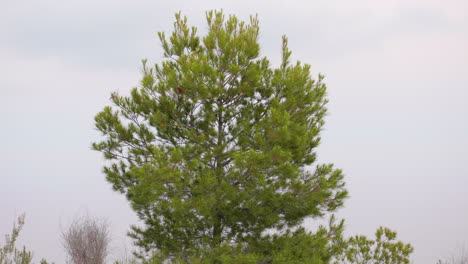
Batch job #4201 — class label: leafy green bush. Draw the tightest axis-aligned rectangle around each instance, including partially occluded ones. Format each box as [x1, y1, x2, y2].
[334, 227, 413, 264]
[0, 214, 54, 264]
[0, 214, 32, 264]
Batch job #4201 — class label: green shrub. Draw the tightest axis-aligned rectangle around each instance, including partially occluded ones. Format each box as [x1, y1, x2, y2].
[0, 214, 32, 264]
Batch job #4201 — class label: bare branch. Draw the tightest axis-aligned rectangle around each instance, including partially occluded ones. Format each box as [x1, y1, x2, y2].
[62, 214, 110, 264]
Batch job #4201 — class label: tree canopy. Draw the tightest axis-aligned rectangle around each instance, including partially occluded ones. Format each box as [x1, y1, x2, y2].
[93, 10, 412, 263]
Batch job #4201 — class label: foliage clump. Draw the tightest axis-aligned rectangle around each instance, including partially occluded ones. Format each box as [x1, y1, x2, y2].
[0, 214, 53, 264]
[0, 214, 32, 264]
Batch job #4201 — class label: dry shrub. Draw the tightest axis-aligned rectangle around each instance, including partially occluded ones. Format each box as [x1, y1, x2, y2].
[62, 215, 110, 264]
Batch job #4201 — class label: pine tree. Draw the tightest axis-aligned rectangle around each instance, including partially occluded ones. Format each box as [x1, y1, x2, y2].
[93, 11, 409, 263]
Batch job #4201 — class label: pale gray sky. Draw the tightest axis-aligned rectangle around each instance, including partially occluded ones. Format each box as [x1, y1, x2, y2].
[1, 0, 467, 263]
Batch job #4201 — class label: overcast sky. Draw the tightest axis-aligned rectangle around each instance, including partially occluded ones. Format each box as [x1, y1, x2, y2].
[1, 0, 467, 263]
